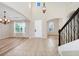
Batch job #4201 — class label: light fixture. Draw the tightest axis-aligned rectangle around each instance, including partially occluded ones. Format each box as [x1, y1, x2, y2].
[42, 2, 46, 14]
[0, 11, 11, 24]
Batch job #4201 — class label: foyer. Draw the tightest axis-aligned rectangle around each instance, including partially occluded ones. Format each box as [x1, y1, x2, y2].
[0, 2, 79, 56]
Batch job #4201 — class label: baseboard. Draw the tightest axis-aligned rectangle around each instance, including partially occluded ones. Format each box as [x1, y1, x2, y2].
[0, 37, 46, 40]
[0, 37, 29, 40]
[29, 37, 46, 39]
[0, 37, 11, 40]
[9, 37, 29, 39]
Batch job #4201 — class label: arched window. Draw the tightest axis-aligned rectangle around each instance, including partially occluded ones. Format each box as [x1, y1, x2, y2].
[48, 22, 54, 32]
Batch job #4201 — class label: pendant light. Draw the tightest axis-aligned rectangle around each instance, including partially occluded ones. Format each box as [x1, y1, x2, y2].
[42, 2, 46, 14]
[0, 11, 11, 24]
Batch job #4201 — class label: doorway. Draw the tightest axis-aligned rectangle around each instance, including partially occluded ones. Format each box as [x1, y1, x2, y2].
[34, 20, 42, 38]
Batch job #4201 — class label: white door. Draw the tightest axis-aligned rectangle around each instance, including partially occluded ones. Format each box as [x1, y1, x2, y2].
[34, 20, 42, 38]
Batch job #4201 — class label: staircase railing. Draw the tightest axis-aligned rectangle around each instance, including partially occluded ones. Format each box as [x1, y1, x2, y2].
[59, 8, 79, 46]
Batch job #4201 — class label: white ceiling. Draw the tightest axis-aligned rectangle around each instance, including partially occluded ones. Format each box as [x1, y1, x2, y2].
[1, 2, 79, 21]
[0, 2, 29, 21]
[2, 2, 31, 20]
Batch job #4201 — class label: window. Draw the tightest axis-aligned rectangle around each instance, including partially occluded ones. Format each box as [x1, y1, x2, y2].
[36, 2, 41, 7]
[14, 22, 25, 33]
[48, 22, 54, 32]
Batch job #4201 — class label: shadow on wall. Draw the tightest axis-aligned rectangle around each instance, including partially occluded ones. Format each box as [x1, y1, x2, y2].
[67, 11, 75, 19]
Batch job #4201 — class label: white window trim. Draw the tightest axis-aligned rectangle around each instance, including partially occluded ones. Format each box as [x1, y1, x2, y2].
[14, 22, 26, 33]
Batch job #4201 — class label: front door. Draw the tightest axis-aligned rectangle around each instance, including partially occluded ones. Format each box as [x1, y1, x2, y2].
[34, 20, 42, 38]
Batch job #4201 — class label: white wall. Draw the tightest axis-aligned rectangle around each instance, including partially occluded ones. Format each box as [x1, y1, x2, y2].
[28, 2, 79, 38]
[2, 2, 31, 20]
[0, 24, 11, 39]
[47, 19, 59, 33]
[29, 2, 47, 38]
[10, 20, 30, 38]
[2, 2, 79, 29]
[1, 2, 79, 39]
[0, 3, 29, 39]
[58, 2, 79, 29]
[28, 2, 79, 43]
[45, 2, 79, 29]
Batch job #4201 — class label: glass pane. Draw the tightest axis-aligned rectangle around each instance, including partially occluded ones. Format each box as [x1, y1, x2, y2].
[48, 22, 54, 32]
[14, 22, 25, 33]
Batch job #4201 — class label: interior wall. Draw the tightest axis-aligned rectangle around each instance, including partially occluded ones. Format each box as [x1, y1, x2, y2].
[47, 19, 59, 33]
[30, 2, 79, 38]
[0, 23, 11, 39]
[58, 2, 79, 29]
[9, 20, 29, 38]
[0, 3, 29, 39]
[0, 2, 79, 39]
[2, 2, 31, 20]
[29, 3, 47, 38]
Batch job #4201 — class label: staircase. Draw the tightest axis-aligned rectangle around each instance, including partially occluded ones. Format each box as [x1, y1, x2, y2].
[59, 8, 79, 46]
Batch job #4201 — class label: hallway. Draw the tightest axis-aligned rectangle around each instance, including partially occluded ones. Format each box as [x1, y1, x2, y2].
[0, 36, 58, 56]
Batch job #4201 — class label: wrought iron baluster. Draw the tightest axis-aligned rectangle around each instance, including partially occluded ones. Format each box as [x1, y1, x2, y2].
[71, 21, 72, 41]
[74, 17, 76, 40]
[68, 23, 71, 42]
[77, 13, 79, 39]
[68, 24, 69, 43]
[65, 27, 66, 43]
[59, 30, 61, 46]
[72, 19, 74, 41]
[66, 26, 67, 43]
[75, 14, 78, 40]
[59, 8, 79, 46]
[63, 29, 65, 44]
